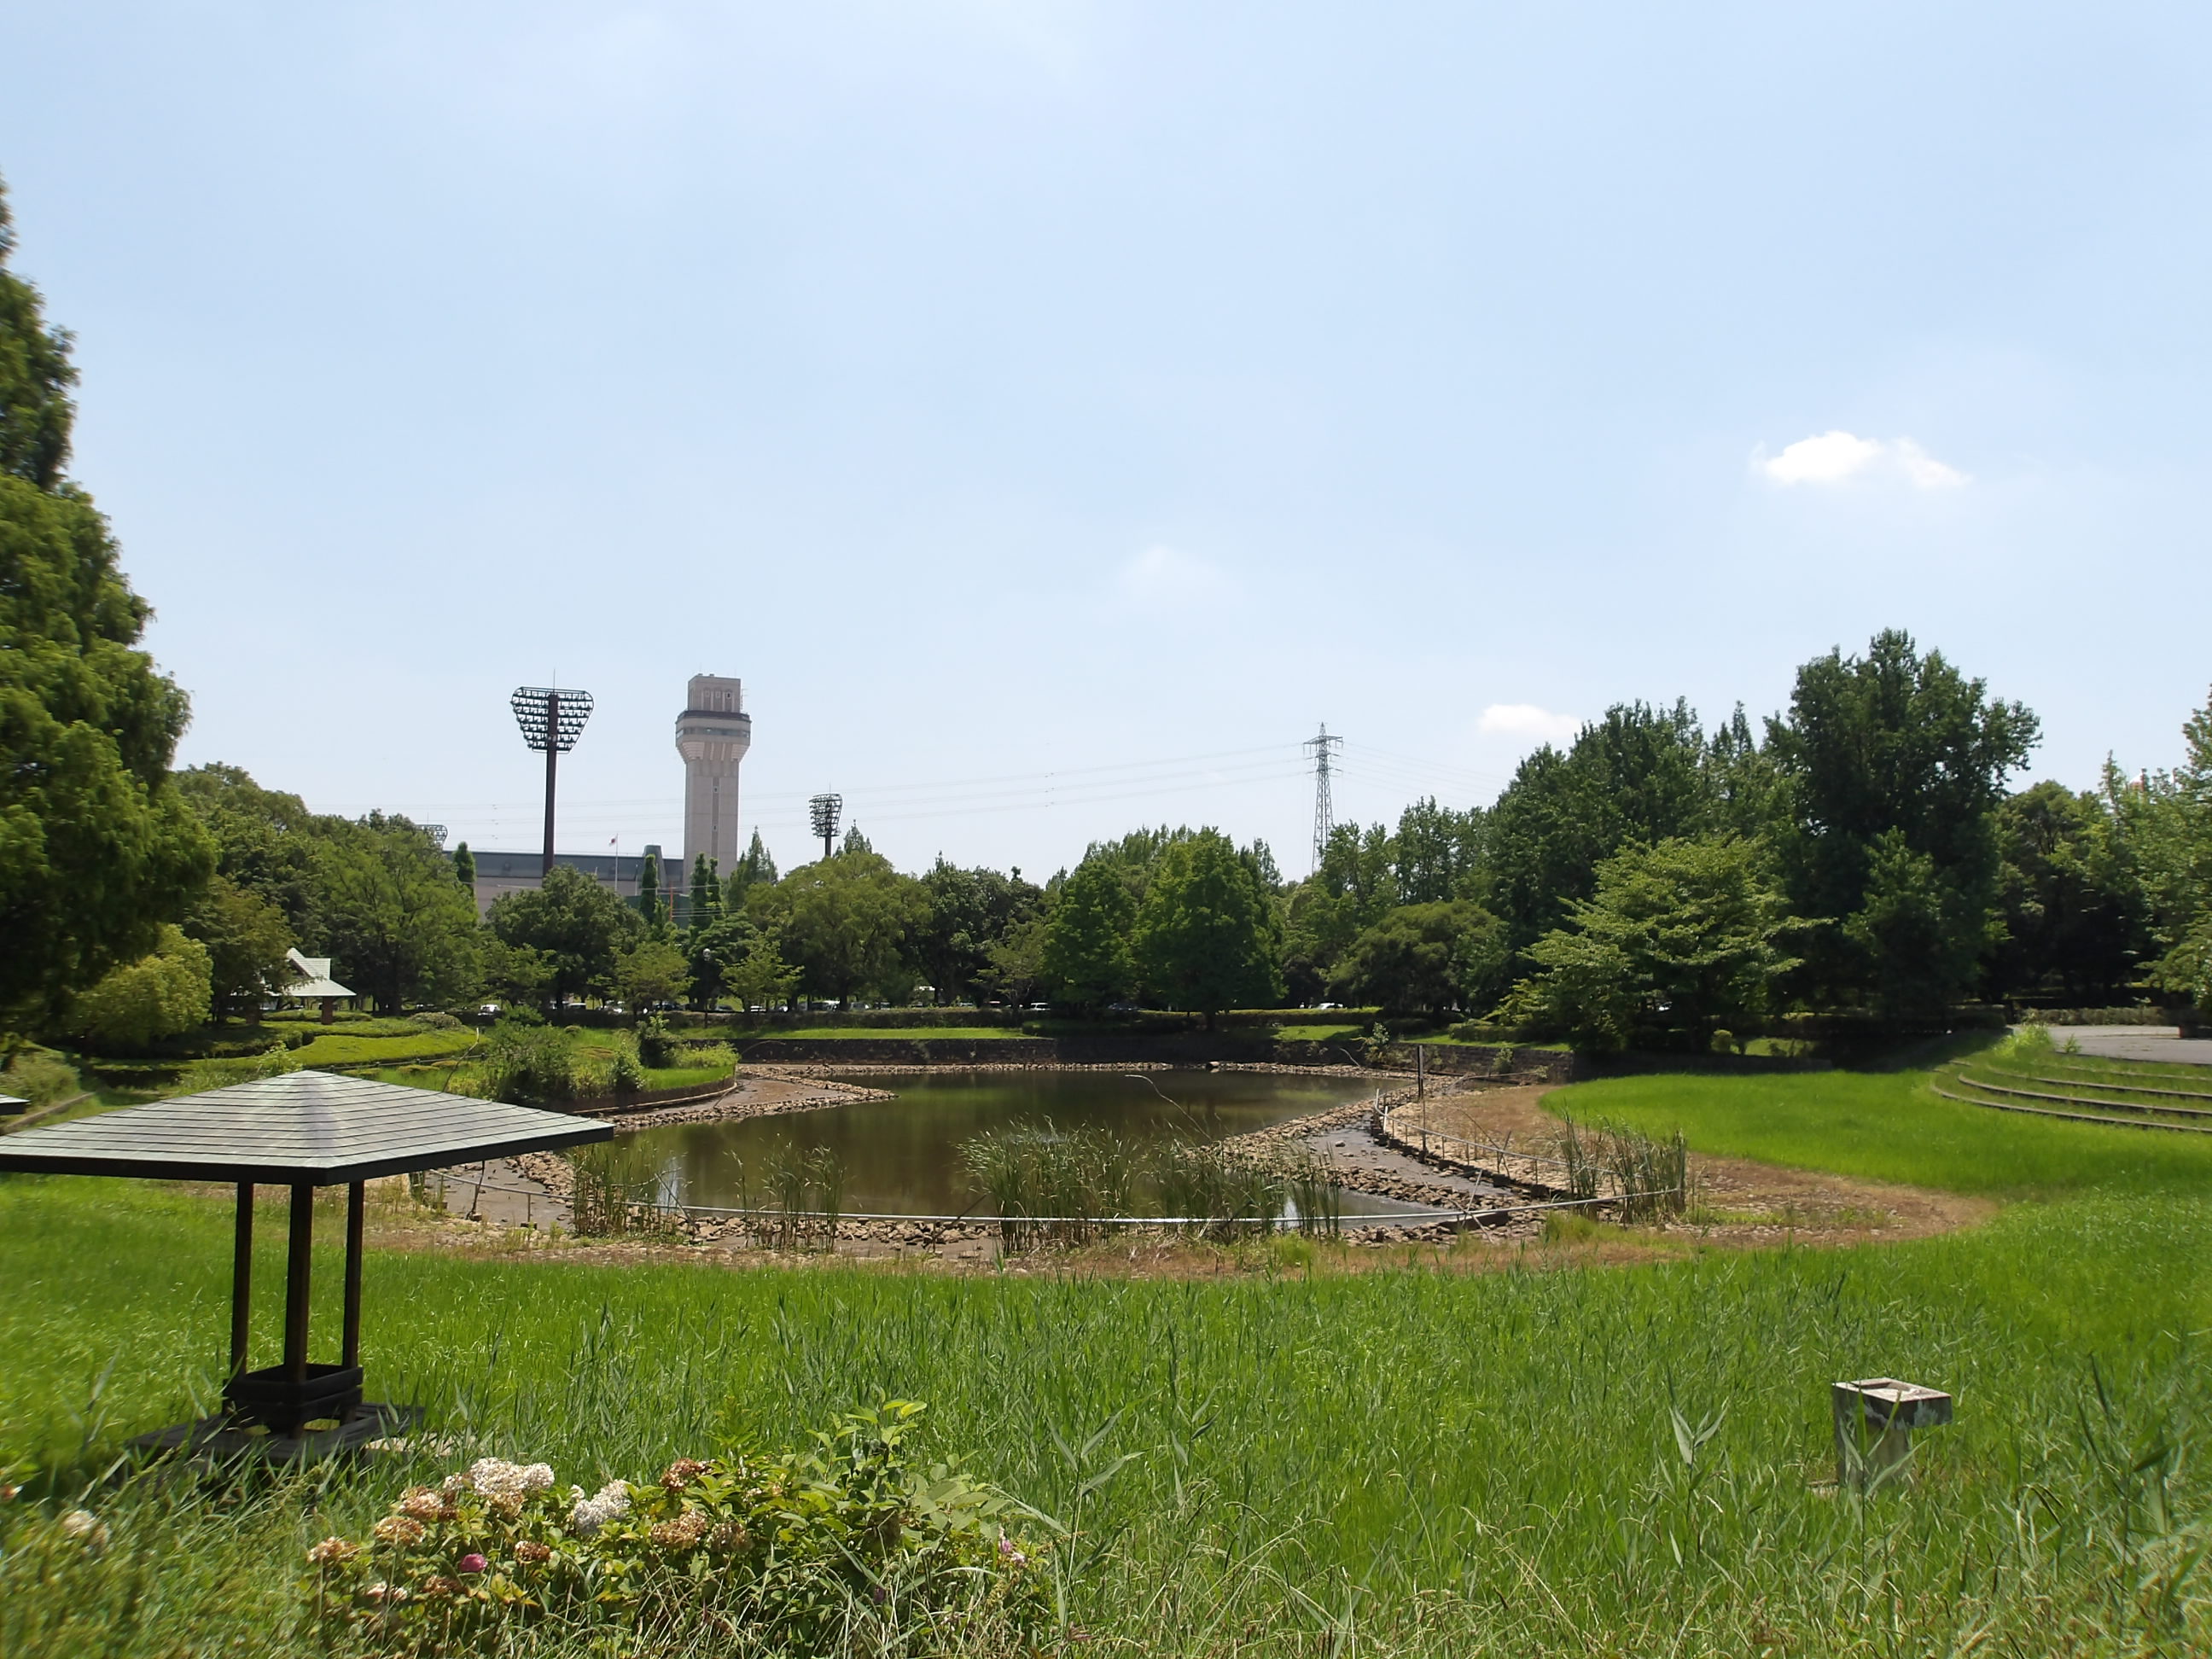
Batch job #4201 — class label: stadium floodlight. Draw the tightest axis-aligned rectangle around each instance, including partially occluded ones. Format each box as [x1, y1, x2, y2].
[511, 686, 596, 876]
[808, 793, 843, 860]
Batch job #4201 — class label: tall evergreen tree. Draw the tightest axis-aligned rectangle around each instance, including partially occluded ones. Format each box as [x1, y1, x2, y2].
[1, 178, 212, 1032]
[635, 847, 663, 929]
[1038, 857, 1136, 1012]
[725, 829, 778, 908]
[1482, 701, 1714, 957]
[687, 853, 722, 932]
[1767, 630, 2037, 1016]
[1132, 830, 1284, 1026]
[452, 841, 476, 893]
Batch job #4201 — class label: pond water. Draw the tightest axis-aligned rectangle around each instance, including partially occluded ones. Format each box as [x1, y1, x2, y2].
[606, 1068, 1421, 1218]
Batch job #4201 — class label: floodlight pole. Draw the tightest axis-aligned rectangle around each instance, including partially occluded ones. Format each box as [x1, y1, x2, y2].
[511, 684, 594, 882]
[541, 690, 560, 876]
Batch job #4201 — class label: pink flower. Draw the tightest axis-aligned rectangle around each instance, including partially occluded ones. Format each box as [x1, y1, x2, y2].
[457, 1553, 488, 1575]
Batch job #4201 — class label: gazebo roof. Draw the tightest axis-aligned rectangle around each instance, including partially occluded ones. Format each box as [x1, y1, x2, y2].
[0, 1069, 610, 1184]
[283, 948, 354, 1000]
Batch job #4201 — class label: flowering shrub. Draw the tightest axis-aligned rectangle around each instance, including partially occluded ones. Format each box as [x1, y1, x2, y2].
[307, 1401, 1049, 1653]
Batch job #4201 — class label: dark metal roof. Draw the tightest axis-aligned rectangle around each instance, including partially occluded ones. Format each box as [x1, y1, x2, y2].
[0, 1070, 611, 1184]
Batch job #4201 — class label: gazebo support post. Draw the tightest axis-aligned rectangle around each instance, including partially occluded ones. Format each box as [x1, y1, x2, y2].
[283, 1184, 315, 1384]
[229, 1183, 253, 1380]
[341, 1182, 365, 1370]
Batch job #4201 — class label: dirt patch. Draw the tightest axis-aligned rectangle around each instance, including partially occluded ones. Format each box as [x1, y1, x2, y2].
[1394, 1086, 1994, 1247]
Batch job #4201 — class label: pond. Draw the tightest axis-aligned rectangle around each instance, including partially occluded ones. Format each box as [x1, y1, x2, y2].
[606, 1068, 1423, 1219]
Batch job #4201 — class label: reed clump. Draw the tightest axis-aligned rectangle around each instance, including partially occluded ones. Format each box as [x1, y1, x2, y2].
[1555, 1113, 1691, 1221]
[957, 1124, 1343, 1250]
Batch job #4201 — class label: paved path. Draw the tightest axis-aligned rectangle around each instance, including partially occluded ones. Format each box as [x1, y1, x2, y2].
[429, 1161, 566, 1228]
[2058, 1026, 2212, 1068]
[1290, 1122, 1517, 1205]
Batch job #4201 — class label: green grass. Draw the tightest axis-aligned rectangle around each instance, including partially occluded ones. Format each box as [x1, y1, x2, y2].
[745, 1027, 1028, 1041]
[5, 1047, 2212, 1655]
[1552, 1046, 2212, 1199]
[280, 1027, 481, 1068]
[1271, 1023, 1363, 1041]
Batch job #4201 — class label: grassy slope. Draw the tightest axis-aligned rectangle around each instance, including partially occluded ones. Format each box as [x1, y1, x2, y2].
[1552, 1056, 2212, 1198]
[4, 1052, 2211, 1654]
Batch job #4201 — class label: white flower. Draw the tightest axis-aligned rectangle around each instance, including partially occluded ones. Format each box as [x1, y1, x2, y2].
[465, 1458, 556, 1502]
[568, 1480, 632, 1538]
[59, 1510, 109, 1553]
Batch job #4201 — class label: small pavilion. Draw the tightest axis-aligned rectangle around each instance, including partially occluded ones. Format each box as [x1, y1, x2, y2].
[0, 1069, 611, 1457]
[282, 947, 356, 1025]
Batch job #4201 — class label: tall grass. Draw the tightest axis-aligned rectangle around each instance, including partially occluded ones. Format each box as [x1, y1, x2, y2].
[1, 1172, 2208, 1654]
[572, 1143, 845, 1250]
[955, 1125, 1335, 1247]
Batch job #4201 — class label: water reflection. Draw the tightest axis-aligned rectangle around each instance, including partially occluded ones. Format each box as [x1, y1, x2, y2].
[608, 1068, 1406, 1217]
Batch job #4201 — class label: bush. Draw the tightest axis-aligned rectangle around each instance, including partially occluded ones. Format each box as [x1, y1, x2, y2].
[408, 1010, 462, 1031]
[480, 1020, 578, 1106]
[0, 1048, 79, 1108]
[304, 1402, 1047, 1654]
[62, 925, 212, 1052]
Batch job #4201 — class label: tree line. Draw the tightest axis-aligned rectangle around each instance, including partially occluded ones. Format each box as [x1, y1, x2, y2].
[5, 175, 2210, 1055]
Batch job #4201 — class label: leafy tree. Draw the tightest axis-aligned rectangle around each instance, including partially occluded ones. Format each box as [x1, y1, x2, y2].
[684, 911, 762, 1010]
[1, 183, 213, 1033]
[481, 938, 554, 1011]
[184, 874, 294, 1022]
[746, 852, 927, 1006]
[1281, 822, 1398, 1000]
[1394, 798, 1485, 904]
[1767, 630, 2037, 1017]
[1505, 835, 1806, 1053]
[2111, 689, 2212, 1016]
[66, 923, 212, 1051]
[312, 815, 483, 1011]
[917, 859, 1045, 1004]
[612, 936, 692, 1016]
[634, 848, 663, 930]
[979, 911, 1049, 1006]
[174, 764, 322, 931]
[452, 841, 476, 893]
[1132, 830, 1284, 1026]
[1329, 900, 1506, 1019]
[840, 825, 874, 857]
[487, 865, 643, 1009]
[1039, 857, 1136, 1012]
[725, 830, 778, 909]
[723, 930, 802, 1014]
[1482, 701, 1714, 958]
[1079, 825, 1196, 909]
[1706, 704, 1784, 840]
[1987, 782, 2145, 1004]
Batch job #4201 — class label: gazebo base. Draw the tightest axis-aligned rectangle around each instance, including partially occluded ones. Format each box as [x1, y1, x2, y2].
[131, 1402, 422, 1465]
[224, 1361, 364, 1433]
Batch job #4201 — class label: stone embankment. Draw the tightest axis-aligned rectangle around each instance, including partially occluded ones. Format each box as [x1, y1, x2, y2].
[1371, 1102, 1583, 1202]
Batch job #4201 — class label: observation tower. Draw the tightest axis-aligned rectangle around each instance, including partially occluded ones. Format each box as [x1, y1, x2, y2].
[675, 674, 752, 876]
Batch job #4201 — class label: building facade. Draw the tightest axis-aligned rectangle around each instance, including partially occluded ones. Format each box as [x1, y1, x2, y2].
[675, 673, 752, 878]
[467, 847, 669, 917]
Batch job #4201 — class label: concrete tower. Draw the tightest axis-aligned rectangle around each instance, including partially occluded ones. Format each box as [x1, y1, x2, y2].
[676, 674, 752, 876]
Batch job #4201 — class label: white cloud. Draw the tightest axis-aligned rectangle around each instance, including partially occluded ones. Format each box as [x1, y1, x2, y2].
[1477, 703, 1581, 742]
[1759, 430, 1968, 490]
[1117, 544, 1233, 604]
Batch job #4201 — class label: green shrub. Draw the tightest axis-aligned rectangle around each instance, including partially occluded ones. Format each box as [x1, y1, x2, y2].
[304, 1402, 1047, 1653]
[408, 1010, 462, 1031]
[480, 1020, 578, 1106]
[62, 926, 212, 1052]
[0, 1049, 79, 1108]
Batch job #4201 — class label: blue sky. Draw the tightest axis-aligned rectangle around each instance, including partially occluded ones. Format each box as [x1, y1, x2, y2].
[5, 3, 2208, 876]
